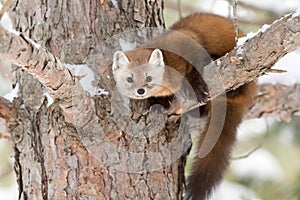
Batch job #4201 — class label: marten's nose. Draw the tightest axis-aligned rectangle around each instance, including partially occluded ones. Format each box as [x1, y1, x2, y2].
[137, 88, 145, 95]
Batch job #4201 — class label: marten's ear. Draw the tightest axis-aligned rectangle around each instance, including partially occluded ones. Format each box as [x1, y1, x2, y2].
[112, 51, 130, 73]
[149, 49, 164, 67]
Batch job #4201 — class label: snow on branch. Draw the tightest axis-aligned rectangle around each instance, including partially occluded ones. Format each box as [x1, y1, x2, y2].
[0, 0, 14, 20]
[182, 12, 300, 115]
[0, 28, 74, 98]
[0, 11, 300, 124]
[0, 27, 96, 126]
[204, 12, 300, 99]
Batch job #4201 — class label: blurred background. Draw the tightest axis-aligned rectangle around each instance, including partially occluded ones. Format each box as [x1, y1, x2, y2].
[1, 0, 300, 199]
[164, 1, 300, 200]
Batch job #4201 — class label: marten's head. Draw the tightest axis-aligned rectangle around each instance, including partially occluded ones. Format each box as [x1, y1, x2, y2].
[112, 49, 165, 99]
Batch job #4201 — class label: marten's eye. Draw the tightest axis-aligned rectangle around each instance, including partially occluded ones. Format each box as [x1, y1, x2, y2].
[127, 77, 133, 83]
[146, 76, 152, 82]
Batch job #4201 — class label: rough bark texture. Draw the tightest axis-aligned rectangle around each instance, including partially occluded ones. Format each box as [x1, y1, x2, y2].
[2, 9, 300, 117]
[0, 1, 300, 200]
[5, 1, 188, 200]
[246, 83, 300, 122]
[203, 12, 300, 101]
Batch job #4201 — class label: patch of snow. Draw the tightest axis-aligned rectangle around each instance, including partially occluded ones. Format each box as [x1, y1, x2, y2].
[211, 181, 261, 200]
[65, 64, 109, 97]
[237, 31, 257, 47]
[0, 3, 19, 35]
[24, 36, 41, 49]
[96, 88, 109, 96]
[111, 0, 120, 12]
[259, 51, 300, 86]
[236, 29, 264, 55]
[197, 0, 232, 18]
[4, 83, 19, 102]
[196, 0, 299, 19]
[260, 24, 270, 33]
[237, 118, 271, 140]
[293, 4, 300, 17]
[278, 126, 295, 145]
[240, 0, 300, 14]
[237, 12, 296, 48]
[236, 31, 258, 56]
[119, 38, 137, 51]
[236, 46, 244, 55]
[231, 149, 284, 182]
[42, 86, 54, 107]
[0, 181, 18, 200]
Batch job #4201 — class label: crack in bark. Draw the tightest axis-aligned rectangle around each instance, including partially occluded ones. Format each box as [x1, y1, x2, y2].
[14, 145, 27, 200]
[3, 1, 300, 199]
[2, 7, 298, 129]
[36, 112, 49, 200]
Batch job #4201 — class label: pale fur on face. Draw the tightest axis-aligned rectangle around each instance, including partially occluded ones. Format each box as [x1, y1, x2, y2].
[112, 49, 165, 99]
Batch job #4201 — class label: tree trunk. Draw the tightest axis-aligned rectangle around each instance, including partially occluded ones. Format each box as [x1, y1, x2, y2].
[4, 1, 300, 200]
[8, 1, 187, 199]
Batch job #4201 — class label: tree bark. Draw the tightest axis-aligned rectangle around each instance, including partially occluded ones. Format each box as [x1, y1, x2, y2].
[6, 1, 187, 200]
[1, 1, 300, 200]
[246, 83, 300, 122]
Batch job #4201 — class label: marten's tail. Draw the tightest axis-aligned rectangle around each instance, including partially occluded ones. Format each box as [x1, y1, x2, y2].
[185, 81, 256, 200]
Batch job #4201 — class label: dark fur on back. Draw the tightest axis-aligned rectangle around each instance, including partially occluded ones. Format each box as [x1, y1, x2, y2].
[169, 13, 256, 200]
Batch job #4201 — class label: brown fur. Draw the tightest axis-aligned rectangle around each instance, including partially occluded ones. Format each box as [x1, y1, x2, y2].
[171, 13, 256, 200]
[185, 81, 256, 200]
[116, 13, 256, 200]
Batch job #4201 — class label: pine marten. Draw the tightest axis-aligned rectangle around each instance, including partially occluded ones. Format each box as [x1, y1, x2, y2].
[112, 13, 256, 200]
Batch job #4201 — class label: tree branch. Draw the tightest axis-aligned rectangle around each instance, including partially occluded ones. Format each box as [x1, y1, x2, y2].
[0, 96, 17, 121]
[0, 28, 96, 126]
[0, 30, 74, 97]
[246, 83, 300, 122]
[0, 11, 300, 125]
[177, 0, 183, 19]
[0, 96, 18, 139]
[181, 12, 300, 114]
[205, 12, 300, 98]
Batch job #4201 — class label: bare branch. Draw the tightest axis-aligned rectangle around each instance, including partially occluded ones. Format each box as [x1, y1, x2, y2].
[177, 0, 183, 19]
[246, 83, 300, 122]
[225, 0, 280, 18]
[232, 0, 239, 42]
[265, 68, 287, 73]
[0, 29, 74, 97]
[0, 28, 96, 126]
[1, 11, 300, 125]
[181, 12, 300, 114]
[206, 13, 300, 97]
